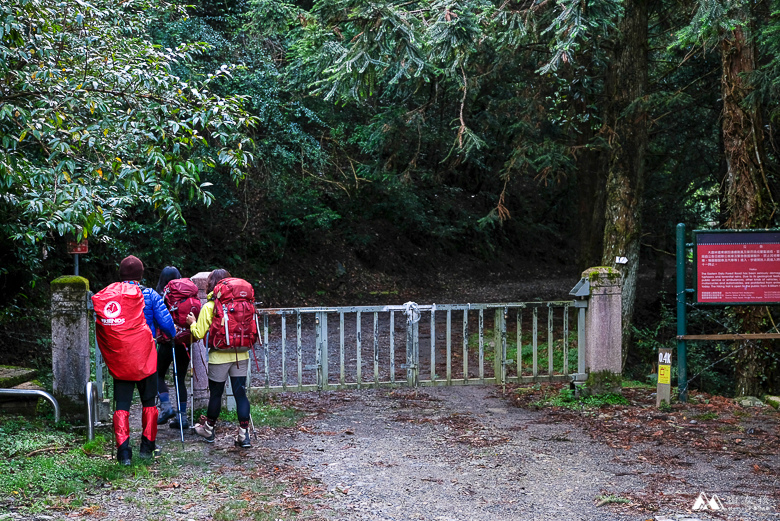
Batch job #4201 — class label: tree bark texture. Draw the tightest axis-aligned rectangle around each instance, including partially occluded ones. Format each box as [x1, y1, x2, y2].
[720, 19, 776, 397]
[576, 115, 606, 271]
[600, 0, 649, 362]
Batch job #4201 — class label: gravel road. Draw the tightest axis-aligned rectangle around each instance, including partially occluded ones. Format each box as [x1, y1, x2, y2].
[267, 386, 669, 521]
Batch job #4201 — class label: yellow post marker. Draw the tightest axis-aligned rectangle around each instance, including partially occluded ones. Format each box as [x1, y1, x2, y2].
[657, 348, 672, 407]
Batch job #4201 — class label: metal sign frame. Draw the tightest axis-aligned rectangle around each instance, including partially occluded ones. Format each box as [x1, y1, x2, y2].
[676, 224, 780, 403]
[693, 229, 780, 306]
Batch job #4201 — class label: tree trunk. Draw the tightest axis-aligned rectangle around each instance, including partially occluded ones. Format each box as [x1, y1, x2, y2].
[600, 0, 649, 362]
[576, 111, 606, 271]
[721, 19, 774, 397]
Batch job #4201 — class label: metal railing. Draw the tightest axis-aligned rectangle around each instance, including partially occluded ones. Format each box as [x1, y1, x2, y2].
[254, 301, 580, 392]
[0, 388, 60, 422]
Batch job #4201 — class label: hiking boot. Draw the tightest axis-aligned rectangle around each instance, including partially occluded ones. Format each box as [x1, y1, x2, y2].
[194, 417, 215, 443]
[157, 406, 176, 424]
[235, 427, 251, 449]
[169, 412, 189, 430]
[117, 444, 132, 466]
[139, 437, 156, 460]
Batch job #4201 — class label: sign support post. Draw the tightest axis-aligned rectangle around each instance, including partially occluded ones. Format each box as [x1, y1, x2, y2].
[676, 223, 688, 402]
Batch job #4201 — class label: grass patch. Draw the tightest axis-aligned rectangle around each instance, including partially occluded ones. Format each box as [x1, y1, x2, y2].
[1, 408, 308, 518]
[596, 494, 631, 506]
[194, 402, 302, 428]
[0, 416, 161, 512]
[468, 330, 578, 374]
[622, 379, 653, 388]
[531, 388, 629, 408]
[694, 412, 719, 421]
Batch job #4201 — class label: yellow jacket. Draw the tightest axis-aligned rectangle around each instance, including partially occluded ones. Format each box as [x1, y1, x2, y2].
[190, 293, 250, 365]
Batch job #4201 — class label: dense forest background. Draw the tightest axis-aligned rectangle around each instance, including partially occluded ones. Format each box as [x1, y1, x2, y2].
[2, 0, 780, 396]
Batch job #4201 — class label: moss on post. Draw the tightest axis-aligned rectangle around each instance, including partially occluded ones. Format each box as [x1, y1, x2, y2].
[582, 369, 623, 397]
[51, 276, 90, 292]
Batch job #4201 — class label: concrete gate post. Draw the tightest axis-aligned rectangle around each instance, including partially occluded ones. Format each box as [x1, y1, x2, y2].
[582, 267, 623, 391]
[190, 272, 211, 409]
[51, 276, 91, 415]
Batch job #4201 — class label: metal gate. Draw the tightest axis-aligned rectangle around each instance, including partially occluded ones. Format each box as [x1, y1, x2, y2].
[253, 300, 581, 392]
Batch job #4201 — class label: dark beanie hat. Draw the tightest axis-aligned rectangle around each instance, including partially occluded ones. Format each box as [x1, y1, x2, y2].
[119, 255, 144, 281]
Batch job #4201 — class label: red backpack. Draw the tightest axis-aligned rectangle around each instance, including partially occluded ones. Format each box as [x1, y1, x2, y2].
[206, 278, 259, 352]
[92, 282, 156, 381]
[162, 278, 202, 347]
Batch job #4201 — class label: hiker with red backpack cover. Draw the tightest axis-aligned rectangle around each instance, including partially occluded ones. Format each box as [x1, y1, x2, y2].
[154, 266, 201, 430]
[185, 269, 259, 448]
[93, 255, 176, 465]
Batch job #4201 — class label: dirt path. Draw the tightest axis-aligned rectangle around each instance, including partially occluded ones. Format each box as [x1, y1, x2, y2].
[264, 386, 779, 521]
[268, 386, 643, 521]
[46, 383, 778, 521]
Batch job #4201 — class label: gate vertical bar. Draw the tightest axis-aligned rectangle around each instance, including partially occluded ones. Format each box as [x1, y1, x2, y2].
[532, 307, 538, 377]
[413, 320, 419, 387]
[356, 311, 362, 388]
[446, 309, 452, 385]
[430, 308, 436, 384]
[295, 310, 303, 391]
[315, 313, 322, 391]
[517, 309, 522, 377]
[281, 314, 287, 390]
[390, 311, 395, 384]
[502, 308, 508, 383]
[264, 315, 270, 388]
[95, 344, 103, 400]
[406, 312, 414, 387]
[563, 305, 569, 376]
[373, 312, 379, 387]
[340, 312, 345, 386]
[548, 305, 554, 375]
[297, 312, 302, 390]
[463, 310, 469, 382]
[495, 308, 506, 384]
[322, 313, 329, 390]
[478, 309, 484, 382]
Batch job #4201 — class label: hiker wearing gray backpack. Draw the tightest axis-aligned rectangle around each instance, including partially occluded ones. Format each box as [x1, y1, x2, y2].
[185, 269, 259, 448]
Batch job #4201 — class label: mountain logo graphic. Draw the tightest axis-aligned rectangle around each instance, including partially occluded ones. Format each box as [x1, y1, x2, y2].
[692, 492, 725, 511]
[104, 301, 122, 319]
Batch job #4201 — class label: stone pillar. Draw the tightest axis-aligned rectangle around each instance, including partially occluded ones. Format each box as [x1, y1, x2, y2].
[582, 267, 623, 392]
[190, 272, 211, 409]
[51, 276, 91, 415]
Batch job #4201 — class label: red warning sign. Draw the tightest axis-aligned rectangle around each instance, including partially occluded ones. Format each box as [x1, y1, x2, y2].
[67, 239, 89, 255]
[696, 231, 780, 304]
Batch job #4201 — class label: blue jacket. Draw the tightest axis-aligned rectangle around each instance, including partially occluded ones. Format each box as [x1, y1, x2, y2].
[127, 282, 176, 338]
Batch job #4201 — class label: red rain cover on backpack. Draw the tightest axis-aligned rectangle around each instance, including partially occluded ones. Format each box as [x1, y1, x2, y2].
[162, 278, 201, 347]
[206, 278, 258, 351]
[92, 282, 156, 381]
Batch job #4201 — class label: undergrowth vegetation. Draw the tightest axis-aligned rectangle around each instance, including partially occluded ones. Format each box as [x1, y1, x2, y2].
[0, 398, 303, 517]
[527, 387, 629, 409]
[469, 329, 579, 375]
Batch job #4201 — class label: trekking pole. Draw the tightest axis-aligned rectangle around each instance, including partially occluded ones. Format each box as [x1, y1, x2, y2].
[171, 343, 185, 446]
[249, 408, 258, 441]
